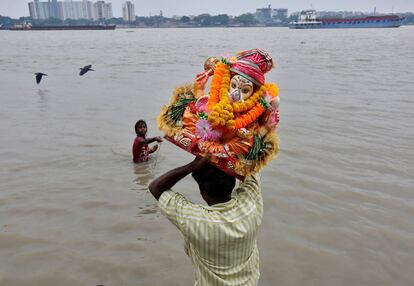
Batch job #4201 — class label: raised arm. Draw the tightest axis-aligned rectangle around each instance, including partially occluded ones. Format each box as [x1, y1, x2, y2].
[149, 157, 208, 200]
[141, 136, 163, 145]
[237, 173, 262, 200]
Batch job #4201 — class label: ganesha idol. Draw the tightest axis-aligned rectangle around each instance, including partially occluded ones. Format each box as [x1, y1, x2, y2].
[157, 49, 280, 180]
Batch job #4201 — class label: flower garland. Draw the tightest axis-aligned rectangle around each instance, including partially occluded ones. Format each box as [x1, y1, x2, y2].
[234, 83, 279, 129]
[205, 60, 279, 131]
[233, 85, 266, 113]
[207, 61, 235, 130]
[207, 61, 227, 109]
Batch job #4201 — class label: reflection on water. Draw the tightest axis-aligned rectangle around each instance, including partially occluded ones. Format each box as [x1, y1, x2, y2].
[133, 161, 153, 190]
[132, 148, 164, 190]
[133, 151, 164, 217]
[137, 203, 158, 216]
[37, 89, 49, 112]
[37, 89, 49, 96]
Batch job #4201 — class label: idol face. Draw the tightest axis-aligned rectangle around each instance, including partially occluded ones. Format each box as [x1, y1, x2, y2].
[229, 75, 254, 103]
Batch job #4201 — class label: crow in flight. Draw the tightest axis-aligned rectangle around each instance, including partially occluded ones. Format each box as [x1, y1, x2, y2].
[35, 72, 48, 84]
[79, 65, 94, 76]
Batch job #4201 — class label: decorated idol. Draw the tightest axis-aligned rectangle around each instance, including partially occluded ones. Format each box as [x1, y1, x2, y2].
[158, 49, 280, 179]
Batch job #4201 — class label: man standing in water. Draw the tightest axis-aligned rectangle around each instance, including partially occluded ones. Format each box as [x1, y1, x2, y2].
[149, 157, 263, 285]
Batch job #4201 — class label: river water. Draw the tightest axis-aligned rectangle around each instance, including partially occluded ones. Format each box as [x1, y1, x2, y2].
[0, 27, 413, 286]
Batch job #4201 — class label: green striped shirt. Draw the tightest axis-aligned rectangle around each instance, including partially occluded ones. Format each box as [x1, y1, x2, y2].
[158, 174, 262, 286]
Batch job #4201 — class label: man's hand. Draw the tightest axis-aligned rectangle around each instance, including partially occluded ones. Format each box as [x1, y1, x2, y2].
[141, 136, 164, 145]
[148, 155, 210, 201]
[155, 136, 163, 143]
[190, 156, 210, 171]
[150, 145, 159, 153]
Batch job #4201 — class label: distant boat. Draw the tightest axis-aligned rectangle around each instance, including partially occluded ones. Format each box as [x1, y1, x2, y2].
[9, 24, 116, 31]
[289, 10, 404, 29]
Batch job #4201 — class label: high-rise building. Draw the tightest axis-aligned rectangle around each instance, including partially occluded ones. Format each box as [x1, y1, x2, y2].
[31, 0, 39, 18]
[255, 5, 288, 23]
[272, 9, 288, 20]
[28, 0, 113, 20]
[61, 0, 91, 20]
[83, 0, 94, 20]
[49, 0, 60, 19]
[93, 1, 113, 20]
[122, 1, 135, 22]
[32, 0, 51, 19]
[256, 5, 272, 23]
[28, 2, 37, 19]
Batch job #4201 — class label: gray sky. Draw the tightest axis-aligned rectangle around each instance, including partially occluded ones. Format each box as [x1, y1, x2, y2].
[1, 0, 413, 18]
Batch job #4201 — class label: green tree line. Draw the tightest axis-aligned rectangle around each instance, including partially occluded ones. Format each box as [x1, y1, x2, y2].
[1, 12, 413, 28]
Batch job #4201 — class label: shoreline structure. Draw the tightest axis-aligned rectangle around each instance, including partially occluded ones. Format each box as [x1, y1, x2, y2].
[1, 3, 414, 29]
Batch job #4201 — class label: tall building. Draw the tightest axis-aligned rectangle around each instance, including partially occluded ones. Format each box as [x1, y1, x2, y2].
[28, 2, 37, 19]
[29, 0, 39, 18]
[256, 5, 272, 23]
[49, 0, 60, 18]
[122, 1, 135, 22]
[272, 9, 288, 20]
[28, 0, 113, 20]
[33, 0, 51, 19]
[255, 5, 288, 23]
[61, 0, 91, 20]
[84, 0, 94, 20]
[93, 1, 113, 20]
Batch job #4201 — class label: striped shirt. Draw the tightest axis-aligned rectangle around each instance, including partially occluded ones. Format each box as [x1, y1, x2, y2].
[158, 174, 262, 286]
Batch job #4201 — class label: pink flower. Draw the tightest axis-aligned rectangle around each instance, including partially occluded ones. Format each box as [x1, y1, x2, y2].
[195, 96, 209, 112]
[195, 120, 222, 141]
[220, 53, 230, 60]
[268, 108, 280, 129]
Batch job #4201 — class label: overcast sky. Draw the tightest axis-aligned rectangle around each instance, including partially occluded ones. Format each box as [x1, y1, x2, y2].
[1, 0, 413, 18]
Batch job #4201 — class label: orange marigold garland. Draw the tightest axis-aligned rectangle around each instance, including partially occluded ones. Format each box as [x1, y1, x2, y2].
[234, 83, 279, 129]
[207, 61, 235, 129]
[207, 62, 227, 109]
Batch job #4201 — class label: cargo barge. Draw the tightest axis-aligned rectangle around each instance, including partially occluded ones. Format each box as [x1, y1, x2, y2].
[9, 24, 116, 31]
[289, 10, 404, 29]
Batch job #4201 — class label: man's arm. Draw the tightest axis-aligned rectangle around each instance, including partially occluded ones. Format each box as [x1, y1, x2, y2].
[149, 145, 158, 154]
[141, 136, 163, 145]
[237, 173, 261, 200]
[148, 157, 208, 200]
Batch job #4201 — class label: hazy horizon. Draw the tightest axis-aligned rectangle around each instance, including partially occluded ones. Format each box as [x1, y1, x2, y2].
[0, 0, 413, 18]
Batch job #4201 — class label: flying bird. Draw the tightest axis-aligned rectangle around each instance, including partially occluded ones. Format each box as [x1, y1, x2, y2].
[35, 72, 48, 84]
[79, 65, 94, 76]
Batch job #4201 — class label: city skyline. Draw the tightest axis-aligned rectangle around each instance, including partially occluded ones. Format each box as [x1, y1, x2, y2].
[1, 0, 414, 18]
[28, 0, 113, 20]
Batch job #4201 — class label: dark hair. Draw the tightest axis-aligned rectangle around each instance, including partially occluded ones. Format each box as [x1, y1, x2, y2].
[135, 120, 147, 135]
[192, 164, 235, 199]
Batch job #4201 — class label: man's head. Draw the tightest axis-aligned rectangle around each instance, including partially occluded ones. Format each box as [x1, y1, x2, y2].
[192, 164, 236, 205]
[135, 120, 147, 137]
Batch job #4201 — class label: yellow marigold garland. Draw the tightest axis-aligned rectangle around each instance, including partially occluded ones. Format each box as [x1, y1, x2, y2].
[208, 62, 236, 129]
[206, 61, 279, 131]
[233, 86, 265, 113]
[234, 83, 279, 129]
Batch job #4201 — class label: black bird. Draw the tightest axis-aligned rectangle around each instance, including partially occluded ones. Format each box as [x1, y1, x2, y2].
[79, 64, 94, 76]
[35, 72, 48, 84]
